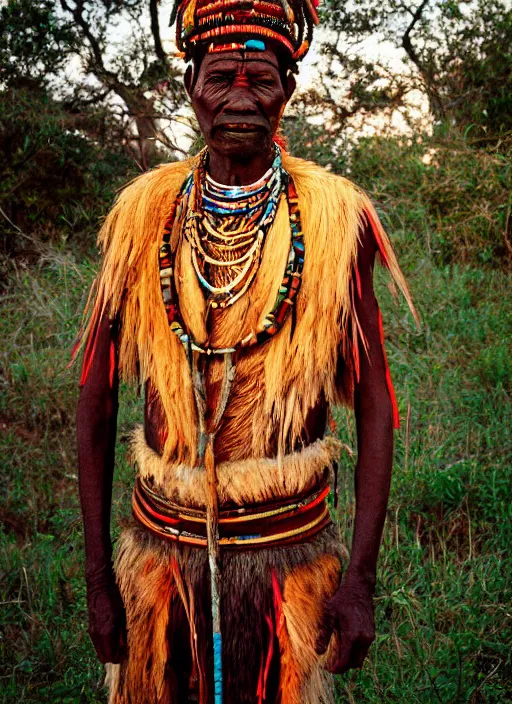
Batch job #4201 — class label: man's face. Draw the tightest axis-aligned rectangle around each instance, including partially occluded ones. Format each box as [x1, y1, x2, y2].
[187, 49, 294, 159]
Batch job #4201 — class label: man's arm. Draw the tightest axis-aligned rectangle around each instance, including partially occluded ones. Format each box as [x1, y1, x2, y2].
[316, 223, 394, 672]
[76, 311, 126, 663]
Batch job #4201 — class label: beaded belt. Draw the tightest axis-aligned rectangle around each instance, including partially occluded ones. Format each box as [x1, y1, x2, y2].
[132, 476, 332, 549]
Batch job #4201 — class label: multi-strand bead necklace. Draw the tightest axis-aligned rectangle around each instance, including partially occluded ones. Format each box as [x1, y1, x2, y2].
[159, 146, 305, 354]
[157, 146, 306, 704]
[185, 147, 283, 310]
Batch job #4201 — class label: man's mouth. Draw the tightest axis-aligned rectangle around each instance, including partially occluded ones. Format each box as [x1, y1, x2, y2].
[218, 123, 264, 132]
[213, 115, 269, 135]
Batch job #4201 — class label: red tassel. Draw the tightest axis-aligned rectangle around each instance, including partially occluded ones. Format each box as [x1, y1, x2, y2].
[365, 207, 391, 270]
[262, 614, 274, 700]
[78, 322, 100, 387]
[271, 570, 284, 636]
[109, 338, 116, 389]
[69, 336, 82, 367]
[354, 263, 362, 298]
[378, 309, 400, 429]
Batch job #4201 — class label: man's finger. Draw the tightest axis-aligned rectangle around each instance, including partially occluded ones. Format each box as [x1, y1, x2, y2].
[315, 603, 335, 655]
[325, 633, 352, 673]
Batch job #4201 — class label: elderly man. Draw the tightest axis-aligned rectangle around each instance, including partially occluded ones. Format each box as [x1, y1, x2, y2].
[76, 1, 415, 702]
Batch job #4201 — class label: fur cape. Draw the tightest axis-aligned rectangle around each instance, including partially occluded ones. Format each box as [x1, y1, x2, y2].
[78, 152, 415, 466]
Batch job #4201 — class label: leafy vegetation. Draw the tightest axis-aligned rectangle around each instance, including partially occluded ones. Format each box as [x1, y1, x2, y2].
[317, 0, 512, 144]
[1, 0, 511, 701]
[0, 86, 137, 259]
[1, 131, 511, 700]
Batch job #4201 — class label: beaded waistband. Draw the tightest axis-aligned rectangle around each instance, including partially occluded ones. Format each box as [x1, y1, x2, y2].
[132, 476, 331, 549]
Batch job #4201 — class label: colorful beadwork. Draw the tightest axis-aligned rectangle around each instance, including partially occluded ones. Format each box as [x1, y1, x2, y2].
[158, 147, 305, 355]
[191, 24, 295, 54]
[208, 38, 266, 53]
[187, 148, 283, 309]
[170, 0, 320, 64]
[132, 477, 332, 548]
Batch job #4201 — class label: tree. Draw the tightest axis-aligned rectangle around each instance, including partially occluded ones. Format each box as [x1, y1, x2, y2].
[316, 0, 512, 143]
[0, 83, 137, 258]
[0, 0, 195, 256]
[1, 0, 189, 168]
[0, 0, 78, 88]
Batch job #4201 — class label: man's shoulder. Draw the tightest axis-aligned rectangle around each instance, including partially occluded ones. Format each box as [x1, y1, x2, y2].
[118, 158, 194, 201]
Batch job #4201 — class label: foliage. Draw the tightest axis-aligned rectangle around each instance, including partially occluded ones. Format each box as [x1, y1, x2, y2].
[317, 0, 512, 144]
[0, 86, 138, 259]
[1, 133, 511, 701]
[0, 255, 137, 702]
[284, 119, 512, 268]
[0, 0, 188, 168]
[0, 0, 78, 88]
[0, 0, 189, 259]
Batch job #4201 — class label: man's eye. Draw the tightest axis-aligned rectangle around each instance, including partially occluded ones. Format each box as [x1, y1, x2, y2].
[209, 74, 232, 84]
[251, 75, 276, 87]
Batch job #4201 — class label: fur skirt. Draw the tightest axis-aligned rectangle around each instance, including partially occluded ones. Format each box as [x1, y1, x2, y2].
[106, 522, 345, 704]
[107, 430, 347, 703]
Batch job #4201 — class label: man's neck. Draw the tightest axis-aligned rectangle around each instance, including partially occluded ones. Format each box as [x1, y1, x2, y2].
[206, 147, 275, 186]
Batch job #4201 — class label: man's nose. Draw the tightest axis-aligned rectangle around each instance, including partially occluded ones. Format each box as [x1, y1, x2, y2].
[223, 87, 259, 114]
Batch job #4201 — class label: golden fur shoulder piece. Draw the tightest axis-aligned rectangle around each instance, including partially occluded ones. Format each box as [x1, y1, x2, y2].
[243, 153, 418, 454]
[75, 151, 416, 463]
[284, 152, 417, 319]
[92, 158, 193, 333]
[77, 158, 199, 464]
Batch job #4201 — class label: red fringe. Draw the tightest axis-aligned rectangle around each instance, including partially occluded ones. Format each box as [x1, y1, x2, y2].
[365, 207, 391, 270]
[272, 570, 284, 636]
[354, 262, 362, 299]
[350, 277, 361, 384]
[109, 338, 116, 389]
[78, 319, 100, 387]
[377, 309, 400, 429]
[257, 613, 275, 703]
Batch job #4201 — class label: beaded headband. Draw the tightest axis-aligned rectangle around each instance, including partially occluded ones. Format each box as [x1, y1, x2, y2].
[170, 0, 320, 64]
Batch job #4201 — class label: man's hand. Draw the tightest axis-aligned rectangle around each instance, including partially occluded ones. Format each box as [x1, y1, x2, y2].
[315, 571, 375, 673]
[86, 565, 127, 664]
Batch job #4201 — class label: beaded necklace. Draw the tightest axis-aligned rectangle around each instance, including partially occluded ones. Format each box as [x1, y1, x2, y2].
[159, 147, 305, 355]
[158, 147, 306, 704]
[185, 147, 283, 309]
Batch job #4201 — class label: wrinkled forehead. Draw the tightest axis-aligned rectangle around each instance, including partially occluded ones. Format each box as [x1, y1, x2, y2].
[198, 49, 281, 74]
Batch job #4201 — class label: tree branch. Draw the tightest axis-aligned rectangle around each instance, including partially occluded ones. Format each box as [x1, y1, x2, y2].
[60, 0, 114, 80]
[401, 0, 445, 118]
[401, 0, 430, 73]
[149, 0, 167, 66]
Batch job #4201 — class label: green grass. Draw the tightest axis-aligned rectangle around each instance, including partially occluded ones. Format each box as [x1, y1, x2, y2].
[333, 255, 512, 703]
[1, 207, 511, 701]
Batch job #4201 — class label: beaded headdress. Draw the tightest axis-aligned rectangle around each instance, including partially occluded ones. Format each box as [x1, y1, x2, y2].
[170, 0, 320, 65]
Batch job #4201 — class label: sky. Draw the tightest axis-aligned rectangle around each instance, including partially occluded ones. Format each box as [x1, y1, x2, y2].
[4, 0, 430, 150]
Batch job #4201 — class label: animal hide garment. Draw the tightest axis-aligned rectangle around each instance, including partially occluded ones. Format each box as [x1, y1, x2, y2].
[77, 151, 415, 465]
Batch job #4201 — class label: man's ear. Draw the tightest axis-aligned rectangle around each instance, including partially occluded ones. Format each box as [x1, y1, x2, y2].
[184, 65, 194, 97]
[284, 71, 296, 101]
